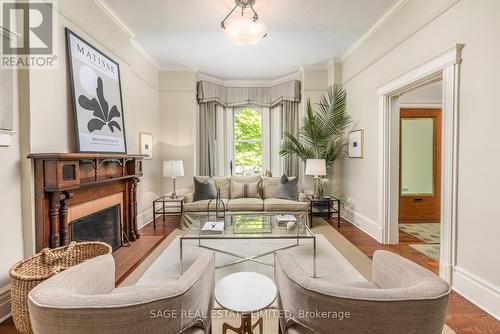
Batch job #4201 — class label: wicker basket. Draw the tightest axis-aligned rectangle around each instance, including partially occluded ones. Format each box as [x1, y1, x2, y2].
[9, 241, 112, 334]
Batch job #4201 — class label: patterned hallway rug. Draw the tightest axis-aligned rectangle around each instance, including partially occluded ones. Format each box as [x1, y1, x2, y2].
[410, 244, 441, 261]
[399, 223, 440, 243]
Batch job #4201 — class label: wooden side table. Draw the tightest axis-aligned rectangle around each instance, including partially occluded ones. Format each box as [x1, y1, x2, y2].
[153, 196, 184, 228]
[214, 272, 277, 334]
[307, 196, 341, 228]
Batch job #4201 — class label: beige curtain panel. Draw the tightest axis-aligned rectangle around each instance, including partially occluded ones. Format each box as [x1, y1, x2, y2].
[197, 80, 301, 107]
[198, 102, 217, 176]
[281, 100, 300, 177]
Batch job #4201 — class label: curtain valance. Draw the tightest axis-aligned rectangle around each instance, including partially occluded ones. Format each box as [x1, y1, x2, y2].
[197, 80, 301, 107]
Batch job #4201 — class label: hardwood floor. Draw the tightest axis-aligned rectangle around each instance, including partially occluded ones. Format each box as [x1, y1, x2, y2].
[113, 215, 179, 284]
[330, 218, 500, 334]
[1, 216, 498, 333]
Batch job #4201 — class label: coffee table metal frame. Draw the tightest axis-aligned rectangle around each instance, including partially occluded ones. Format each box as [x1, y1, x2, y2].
[180, 214, 317, 278]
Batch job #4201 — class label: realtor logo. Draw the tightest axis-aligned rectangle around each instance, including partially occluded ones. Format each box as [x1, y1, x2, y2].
[1, 0, 57, 68]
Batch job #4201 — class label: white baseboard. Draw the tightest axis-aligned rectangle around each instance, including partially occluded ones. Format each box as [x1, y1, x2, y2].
[0, 284, 11, 323]
[137, 208, 153, 230]
[453, 266, 500, 321]
[341, 208, 380, 241]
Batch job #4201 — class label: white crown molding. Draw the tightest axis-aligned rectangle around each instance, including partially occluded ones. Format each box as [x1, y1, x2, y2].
[341, 0, 410, 62]
[300, 64, 329, 72]
[453, 266, 500, 321]
[342, 0, 461, 84]
[161, 66, 200, 73]
[0, 26, 21, 40]
[93, 0, 135, 38]
[93, 0, 161, 70]
[130, 39, 160, 70]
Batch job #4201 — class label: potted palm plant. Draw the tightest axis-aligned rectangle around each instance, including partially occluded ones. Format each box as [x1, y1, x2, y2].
[280, 86, 352, 199]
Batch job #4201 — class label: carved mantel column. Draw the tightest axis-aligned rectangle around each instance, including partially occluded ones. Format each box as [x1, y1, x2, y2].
[49, 192, 62, 248]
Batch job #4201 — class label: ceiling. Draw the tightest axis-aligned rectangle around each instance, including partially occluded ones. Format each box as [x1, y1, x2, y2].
[103, 0, 396, 80]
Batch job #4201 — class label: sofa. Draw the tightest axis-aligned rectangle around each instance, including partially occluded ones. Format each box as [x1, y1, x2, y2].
[275, 250, 451, 334]
[28, 253, 215, 334]
[181, 176, 309, 229]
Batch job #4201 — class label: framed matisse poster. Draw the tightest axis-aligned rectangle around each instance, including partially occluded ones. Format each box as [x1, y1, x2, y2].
[348, 129, 364, 158]
[66, 28, 127, 153]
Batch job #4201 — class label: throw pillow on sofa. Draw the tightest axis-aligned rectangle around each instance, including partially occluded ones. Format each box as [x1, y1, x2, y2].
[230, 180, 261, 199]
[274, 175, 298, 200]
[193, 177, 218, 201]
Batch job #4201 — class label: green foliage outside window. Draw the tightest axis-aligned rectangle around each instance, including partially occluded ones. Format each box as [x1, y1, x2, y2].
[234, 108, 262, 174]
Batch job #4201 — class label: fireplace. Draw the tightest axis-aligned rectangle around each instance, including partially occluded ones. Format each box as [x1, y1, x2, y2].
[28, 153, 144, 251]
[71, 204, 122, 251]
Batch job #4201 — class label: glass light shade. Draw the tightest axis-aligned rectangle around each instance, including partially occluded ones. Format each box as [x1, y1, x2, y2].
[224, 17, 267, 45]
[305, 159, 327, 176]
[163, 160, 184, 177]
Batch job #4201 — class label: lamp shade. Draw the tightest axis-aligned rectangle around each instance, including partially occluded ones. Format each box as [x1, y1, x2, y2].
[224, 16, 267, 45]
[305, 159, 326, 176]
[163, 160, 184, 177]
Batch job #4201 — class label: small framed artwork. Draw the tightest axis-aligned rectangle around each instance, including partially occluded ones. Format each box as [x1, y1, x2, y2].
[66, 28, 127, 153]
[139, 132, 153, 159]
[348, 129, 364, 158]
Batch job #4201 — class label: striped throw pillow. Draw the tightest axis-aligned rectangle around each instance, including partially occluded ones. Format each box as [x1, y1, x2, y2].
[230, 181, 261, 199]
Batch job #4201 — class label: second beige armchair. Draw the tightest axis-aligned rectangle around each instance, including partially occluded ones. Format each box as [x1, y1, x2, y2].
[275, 250, 451, 334]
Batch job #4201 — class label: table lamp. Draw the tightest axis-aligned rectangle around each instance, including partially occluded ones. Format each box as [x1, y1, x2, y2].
[305, 159, 327, 199]
[163, 160, 184, 198]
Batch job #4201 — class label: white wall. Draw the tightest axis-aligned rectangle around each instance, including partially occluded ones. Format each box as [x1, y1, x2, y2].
[0, 68, 22, 322]
[1, 0, 162, 321]
[22, 0, 162, 245]
[400, 81, 442, 105]
[340, 0, 500, 318]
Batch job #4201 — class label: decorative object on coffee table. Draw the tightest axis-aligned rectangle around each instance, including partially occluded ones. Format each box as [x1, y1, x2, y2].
[215, 272, 277, 334]
[163, 160, 184, 198]
[307, 195, 341, 228]
[153, 196, 184, 228]
[305, 159, 327, 199]
[66, 28, 127, 153]
[9, 241, 112, 334]
[207, 189, 226, 221]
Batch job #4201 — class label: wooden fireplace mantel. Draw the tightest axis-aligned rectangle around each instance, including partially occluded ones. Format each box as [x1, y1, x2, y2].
[28, 153, 146, 251]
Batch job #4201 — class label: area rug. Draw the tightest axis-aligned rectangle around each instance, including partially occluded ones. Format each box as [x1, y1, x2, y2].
[399, 223, 440, 243]
[410, 243, 441, 261]
[120, 218, 455, 334]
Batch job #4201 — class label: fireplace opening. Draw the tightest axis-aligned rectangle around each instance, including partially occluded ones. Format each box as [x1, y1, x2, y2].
[71, 204, 122, 251]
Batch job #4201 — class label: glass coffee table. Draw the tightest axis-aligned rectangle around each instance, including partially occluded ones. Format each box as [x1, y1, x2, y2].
[180, 214, 317, 277]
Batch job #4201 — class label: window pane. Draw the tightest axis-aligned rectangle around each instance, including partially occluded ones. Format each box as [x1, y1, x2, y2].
[401, 118, 434, 195]
[234, 108, 262, 175]
[235, 108, 262, 140]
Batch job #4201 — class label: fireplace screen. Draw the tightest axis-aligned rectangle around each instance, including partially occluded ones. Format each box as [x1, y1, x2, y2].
[71, 204, 122, 251]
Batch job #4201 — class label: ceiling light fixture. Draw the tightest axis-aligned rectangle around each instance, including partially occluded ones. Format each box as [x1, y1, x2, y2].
[221, 0, 268, 46]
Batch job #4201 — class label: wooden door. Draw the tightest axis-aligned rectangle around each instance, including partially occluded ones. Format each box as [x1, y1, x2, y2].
[399, 109, 442, 223]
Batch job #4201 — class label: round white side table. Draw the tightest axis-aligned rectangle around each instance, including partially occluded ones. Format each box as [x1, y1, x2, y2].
[215, 272, 277, 334]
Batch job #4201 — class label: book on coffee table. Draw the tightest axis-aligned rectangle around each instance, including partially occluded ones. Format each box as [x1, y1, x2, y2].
[201, 221, 224, 234]
[276, 214, 297, 225]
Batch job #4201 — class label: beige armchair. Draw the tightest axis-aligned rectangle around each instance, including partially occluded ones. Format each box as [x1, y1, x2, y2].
[275, 250, 450, 334]
[28, 253, 215, 334]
